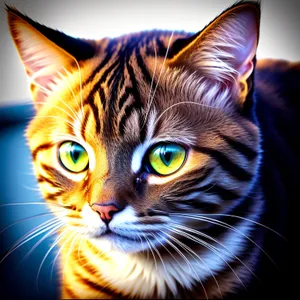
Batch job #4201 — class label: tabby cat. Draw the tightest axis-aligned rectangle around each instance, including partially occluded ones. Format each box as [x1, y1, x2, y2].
[7, 1, 292, 299]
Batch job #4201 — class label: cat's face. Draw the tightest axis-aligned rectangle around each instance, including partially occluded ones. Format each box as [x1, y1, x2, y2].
[8, 3, 261, 253]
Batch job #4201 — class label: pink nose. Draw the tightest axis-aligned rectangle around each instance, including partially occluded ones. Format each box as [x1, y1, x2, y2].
[91, 203, 119, 223]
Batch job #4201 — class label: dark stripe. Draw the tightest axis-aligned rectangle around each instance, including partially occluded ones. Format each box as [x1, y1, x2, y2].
[204, 184, 240, 201]
[118, 60, 143, 135]
[194, 146, 253, 181]
[82, 259, 97, 275]
[168, 199, 219, 214]
[45, 190, 65, 200]
[32, 143, 53, 160]
[155, 36, 168, 57]
[81, 109, 90, 139]
[220, 134, 258, 160]
[170, 167, 214, 191]
[126, 60, 141, 103]
[200, 195, 256, 238]
[84, 39, 117, 85]
[88, 97, 101, 134]
[174, 184, 240, 201]
[118, 103, 138, 136]
[41, 164, 74, 187]
[135, 47, 153, 84]
[73, 268, 121, 297]
[107, 64, 120, 87]
[85, 54, 119, 109]
[108, 43, 128, 109]
[98, 85, 106, 108]
[167, 33, 195, 59]
[64, 284, 79, 299]
[118, 87, 133, 110]
[37, 175, 61, 188]
[100, 60, 120, 85]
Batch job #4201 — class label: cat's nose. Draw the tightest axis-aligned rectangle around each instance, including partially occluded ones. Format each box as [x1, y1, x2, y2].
[91, 203, 119, 224]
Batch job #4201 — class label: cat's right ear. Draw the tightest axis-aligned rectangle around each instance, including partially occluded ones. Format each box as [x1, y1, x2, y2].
[6, 6, 95, 109]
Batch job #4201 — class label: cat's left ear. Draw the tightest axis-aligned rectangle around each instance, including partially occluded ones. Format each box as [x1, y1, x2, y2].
[6, 6, 95, 108]
[168, 2, 260, 106]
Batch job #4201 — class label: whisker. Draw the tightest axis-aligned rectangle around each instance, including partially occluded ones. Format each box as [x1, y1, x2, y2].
[50, 229, 77, 284]
[71, 58, 85, 118]
[21, 219, 67, 263]
[0, 210, 64, 235]
[7, 216, 63, 250]
[167, 223, 249, 289]
[143, 31, 174, 127]
[36, 227, 70, 292]
[59, 68, 82, 113]
[0, 219, 64, 264]
[19, 184, 41, 192]
[32, 116, 76, 131]
[33, 101, 78, 125]
[152, 101, 218, 131]
[148, 233, 167, 273]
[142, 43, 158, 127]
[200, 213, 286, 239]
[0, 202, 63, 209]
[63, 232, 81, 281]
[172, 213, 277, 267]
[171, 222, 254, 279]
[148, 43, 157, 104]
[163, 224, 224, 298]
[157, 230, 208, 300]
[141, 233, 157, 270]
[23, 222, 63, 268]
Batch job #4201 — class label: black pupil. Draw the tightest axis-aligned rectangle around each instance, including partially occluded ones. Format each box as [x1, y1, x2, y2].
[71, 144, 81, 163]
[160, 145, 173, 166]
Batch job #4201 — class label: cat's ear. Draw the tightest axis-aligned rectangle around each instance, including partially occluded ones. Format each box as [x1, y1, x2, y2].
[6, 6, 95, 108]
[168, 2, 260, 105]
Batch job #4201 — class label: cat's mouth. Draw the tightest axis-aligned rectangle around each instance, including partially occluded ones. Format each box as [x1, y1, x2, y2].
[93, 226, 155, 253]
[101, 227, 140, 242]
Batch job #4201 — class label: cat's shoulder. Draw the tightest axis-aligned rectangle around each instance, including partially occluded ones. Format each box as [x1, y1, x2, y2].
[255, 58, 300, 109]
[255, 58, 300, 136]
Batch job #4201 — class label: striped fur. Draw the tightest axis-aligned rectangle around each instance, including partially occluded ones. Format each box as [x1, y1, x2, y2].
[6, 1, 288, 299]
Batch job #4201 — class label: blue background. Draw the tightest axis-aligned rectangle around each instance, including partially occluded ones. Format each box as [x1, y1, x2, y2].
[0, 105, 59, 300]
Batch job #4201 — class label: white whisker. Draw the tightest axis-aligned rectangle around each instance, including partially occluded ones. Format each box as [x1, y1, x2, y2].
[201, 213, 286, 239]
[163, 224, 224, 297]
[143, 31, 174, 127]
[0, 218, 64, 264]
[157, 230, 208, 300]
[36, 226, 70, 292]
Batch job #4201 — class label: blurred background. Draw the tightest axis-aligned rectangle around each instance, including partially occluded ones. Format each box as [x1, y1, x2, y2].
[0, 0, 299, 299]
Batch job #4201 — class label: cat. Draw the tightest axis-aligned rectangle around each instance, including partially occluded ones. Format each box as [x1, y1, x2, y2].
[6, 1, 293, 298]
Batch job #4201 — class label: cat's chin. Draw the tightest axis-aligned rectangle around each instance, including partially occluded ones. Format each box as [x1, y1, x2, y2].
[90, 232, 149, 254]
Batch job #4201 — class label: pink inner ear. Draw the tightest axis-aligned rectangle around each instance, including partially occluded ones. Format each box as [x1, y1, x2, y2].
[29, 73, 59, 105]
[22, 47, 66, 104]
[238, 60, 254, 82]
[230, 11, 258, 79]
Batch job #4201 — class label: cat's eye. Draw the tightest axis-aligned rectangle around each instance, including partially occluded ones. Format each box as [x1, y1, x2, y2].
[59, 141, 89, 173]
[147, 143, 186, 176]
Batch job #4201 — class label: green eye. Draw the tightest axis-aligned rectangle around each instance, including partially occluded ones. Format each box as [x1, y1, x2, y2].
[148, 143, 186, 176]
[59, 142, 89, 173]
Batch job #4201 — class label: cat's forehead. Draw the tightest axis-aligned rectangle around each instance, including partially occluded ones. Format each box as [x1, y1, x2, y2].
[85, 32, 193, 139]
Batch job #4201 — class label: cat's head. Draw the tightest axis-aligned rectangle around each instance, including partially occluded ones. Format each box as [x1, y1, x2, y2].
[7, 2, 261, 253]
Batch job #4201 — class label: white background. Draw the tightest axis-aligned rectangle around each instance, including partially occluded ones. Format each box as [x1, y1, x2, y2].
[0, 0, 299, 106]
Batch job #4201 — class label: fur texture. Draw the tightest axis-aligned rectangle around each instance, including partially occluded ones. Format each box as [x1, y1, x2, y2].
[6, 1, 291, 299]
